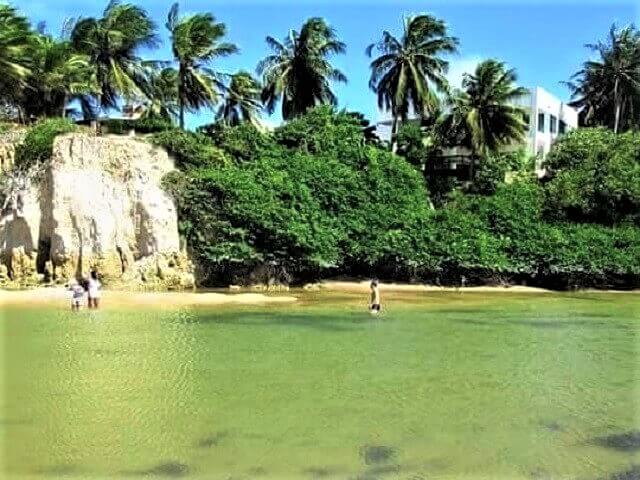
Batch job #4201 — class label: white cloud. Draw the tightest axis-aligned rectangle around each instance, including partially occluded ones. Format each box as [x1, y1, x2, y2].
[446, 55, 483, 90]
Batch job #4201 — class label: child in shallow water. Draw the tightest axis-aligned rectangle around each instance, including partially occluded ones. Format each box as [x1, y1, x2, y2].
[369, 279, 381, 315]
[69, 280, 85, 311]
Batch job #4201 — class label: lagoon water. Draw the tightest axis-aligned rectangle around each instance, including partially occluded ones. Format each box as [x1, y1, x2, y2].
[1, 291, 639, 479]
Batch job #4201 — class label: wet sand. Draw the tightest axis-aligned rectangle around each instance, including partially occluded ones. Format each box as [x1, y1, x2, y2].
[0, 287, 297, 308]
[318, 281, 550, 293]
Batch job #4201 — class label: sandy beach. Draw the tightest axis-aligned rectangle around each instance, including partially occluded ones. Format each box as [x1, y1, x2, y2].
[0, 287, 298, 308]
[315, 280, 555, 293]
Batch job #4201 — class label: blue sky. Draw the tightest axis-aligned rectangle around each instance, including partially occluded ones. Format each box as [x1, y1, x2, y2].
[14, 0, 638, 129]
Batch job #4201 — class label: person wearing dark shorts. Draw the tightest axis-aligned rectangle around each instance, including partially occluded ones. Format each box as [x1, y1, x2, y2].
[370, 279, 381, 314]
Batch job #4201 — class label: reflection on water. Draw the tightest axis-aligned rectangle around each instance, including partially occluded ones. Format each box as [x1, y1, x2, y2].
[1, 291, 639, 479]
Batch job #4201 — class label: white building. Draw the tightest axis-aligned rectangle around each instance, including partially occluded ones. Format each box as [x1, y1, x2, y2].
[515, 86, 578, 166]
[376, 86, 579, 170]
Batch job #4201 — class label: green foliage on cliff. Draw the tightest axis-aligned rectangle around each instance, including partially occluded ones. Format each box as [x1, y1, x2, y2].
[163, 108, 640, 288]
[198, 122, 276, 163]
[15, 118, 78, 169]
[151, 129, 229, 170]
[102, 117, 174, 135]
[164, 107, 430, 284]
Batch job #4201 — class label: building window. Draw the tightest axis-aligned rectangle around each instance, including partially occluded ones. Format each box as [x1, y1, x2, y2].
[523, 113, 530, 128]
[550, 115, 557, 133]
[559, 120, 567, 134]
[538, 112, 545, 132]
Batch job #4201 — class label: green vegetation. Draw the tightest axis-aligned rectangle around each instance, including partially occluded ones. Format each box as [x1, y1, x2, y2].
[367, 14, 458, 151]
[160, 107, 640, 289]
[0, 4, 31, 112]
[166, 2, 238, 128]
[544, 128, 640, 225]
[440, 60, 528, 178]
[215, 71, 262, 127]
[151, 129, 229, 170]
[163, 107, 430, 285]
[14, 118, 78, 169]
[258, 17, 346, 120]
[567, 25, 640, 133]
[70, 1, 157, 112]
[102, 117, 173, 135]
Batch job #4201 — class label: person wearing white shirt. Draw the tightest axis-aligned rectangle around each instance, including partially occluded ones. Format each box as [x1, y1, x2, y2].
[87, 270, 102, 309]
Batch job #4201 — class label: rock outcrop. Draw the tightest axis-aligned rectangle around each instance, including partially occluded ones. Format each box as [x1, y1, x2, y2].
[0, 129, 26, 172]
[0, 133, 194, 289]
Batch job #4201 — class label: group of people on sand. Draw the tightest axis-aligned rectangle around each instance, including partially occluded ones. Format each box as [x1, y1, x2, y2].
[69, 270, 102, 311]
[67, 274, 376, 313]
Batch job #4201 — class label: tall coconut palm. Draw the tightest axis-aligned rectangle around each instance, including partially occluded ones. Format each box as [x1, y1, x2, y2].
[0, 5, 32, 117]
[215, 71, 262, 126]
[367, 14, 458, 152]
[441, 59, 528, 178]
[140, 66, 179, 121]
[257, 17, 347, 120]
[21, 34, 97, 119]
[567, 24, 640, 133]
[70, 0, 158, 114]
[166, 2, 238, 129]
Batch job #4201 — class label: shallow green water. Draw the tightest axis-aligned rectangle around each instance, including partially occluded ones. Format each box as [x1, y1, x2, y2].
[1, 291, 639, 479]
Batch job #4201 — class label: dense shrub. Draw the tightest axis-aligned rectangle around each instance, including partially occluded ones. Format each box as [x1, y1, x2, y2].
[160, 108, 640, 289]
[103, 117, 173, 135]
[164, 108, 431, 285]
[274, 106, 367, 160]
[396, 122, 429, 170]
[200, 122, 277, 163]
[151, 129, 229, 170]
[167, 144, 431, 285]
[15, 118, 78, 169]
[544, 128, 640, 225]
[467, 149, 534, 195]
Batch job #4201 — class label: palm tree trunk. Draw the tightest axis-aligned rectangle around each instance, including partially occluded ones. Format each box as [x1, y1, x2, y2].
[390, 114, 400, 153]
[614, 102, 622, 134]
[61, 95, 67, 118]
[179, 98, 185, 130]
[613, 78, 621, 134]
[469, 155, 475, 181]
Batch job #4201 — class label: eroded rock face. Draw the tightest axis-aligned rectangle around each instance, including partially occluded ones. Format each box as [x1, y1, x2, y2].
[0, 130, 26, 172]
[0, 134, 193, 289]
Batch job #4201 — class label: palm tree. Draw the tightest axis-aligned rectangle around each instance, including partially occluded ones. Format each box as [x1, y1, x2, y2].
[257, 17, 347, 120]
[441, 59, 528, 178]
[166, 2, 238, 129]
[215, 71, 262, 126]
[0, 5, 32, 120]
[141, 67, 179, 121]
[567, 24, 640, 133]
[70, 0, 158, 114]
[21, 34, 97, 119]
[367, 14, 458, 152]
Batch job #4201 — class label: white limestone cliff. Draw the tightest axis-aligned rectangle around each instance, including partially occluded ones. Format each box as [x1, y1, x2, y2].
[0, 133, 194, 289]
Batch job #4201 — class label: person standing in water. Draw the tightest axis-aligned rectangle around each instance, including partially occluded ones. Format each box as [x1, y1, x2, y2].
[87, 270, 102, 309]
[370, 279, 381, 314]
[69, 279, 85, 311]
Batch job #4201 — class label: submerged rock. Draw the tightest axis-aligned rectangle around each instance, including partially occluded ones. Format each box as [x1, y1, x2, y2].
[0, 134, 193, 290]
